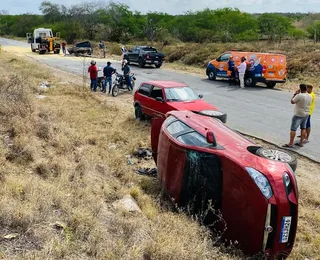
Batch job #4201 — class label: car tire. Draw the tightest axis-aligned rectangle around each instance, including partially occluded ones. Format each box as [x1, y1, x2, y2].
[255, 148, 297, 172]
[135, 104, 145, 121]
[266, 82, 276, 88]
[39, 50, 45, 55]
[138, 58, 145, 68]
[112, 84, 119, 97]
[155, 64, 162, 68]
[197, 110, 227, 123]
[208, 70, 216, 80]
[31, 46, 36, 52]
[244, 77, 256, 87]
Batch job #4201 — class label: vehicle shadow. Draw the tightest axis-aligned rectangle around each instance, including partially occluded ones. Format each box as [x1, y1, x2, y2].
[200, 78, 282, 92]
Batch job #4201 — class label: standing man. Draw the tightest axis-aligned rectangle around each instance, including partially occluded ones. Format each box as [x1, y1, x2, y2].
[227, 56, 235, 85]
[298, 84, 316, 143]
[122, 59, 133, 91]
[283, 84, 312, 148]
[121, 45, 127, 60]
[88, 60, 98, 92]
[103, 61, 116, 94]
[99, 40, 105, 58]
[237, 56, 247, 89]
[61, 41, 66, 55]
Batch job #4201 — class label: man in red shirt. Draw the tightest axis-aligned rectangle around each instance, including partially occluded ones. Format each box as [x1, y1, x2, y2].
[88, 60, 98, 92]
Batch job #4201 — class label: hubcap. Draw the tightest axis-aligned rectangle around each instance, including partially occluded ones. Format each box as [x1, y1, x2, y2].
[261, 149, 292, 162]
[209, 72, 215, 78]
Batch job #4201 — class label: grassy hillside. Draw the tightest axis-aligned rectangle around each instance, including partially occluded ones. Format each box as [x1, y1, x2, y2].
[0, 49, 319, 259]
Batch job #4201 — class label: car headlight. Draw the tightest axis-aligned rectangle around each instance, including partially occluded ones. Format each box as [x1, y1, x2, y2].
[283, 172, 290, 187]
[199, 110, 223, 117]
[246, 167, 273, 199]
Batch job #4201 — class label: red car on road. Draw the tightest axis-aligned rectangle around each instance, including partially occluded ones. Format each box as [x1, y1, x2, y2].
[133, 81, 227, 123]
[151, 110, 298, 259]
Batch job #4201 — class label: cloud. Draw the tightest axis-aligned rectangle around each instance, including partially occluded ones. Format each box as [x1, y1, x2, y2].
[2, 0, 320, 15]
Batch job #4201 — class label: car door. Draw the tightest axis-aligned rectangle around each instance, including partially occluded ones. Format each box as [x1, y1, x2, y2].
[132, 47, 140, 62]
[127, 47, 136, 61]
[148, 86, 168, 118]
[136, 83, 153, 116]
[215, 52, 231, 78]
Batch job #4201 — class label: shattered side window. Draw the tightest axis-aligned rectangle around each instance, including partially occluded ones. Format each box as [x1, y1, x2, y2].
[177, 132, 208, 147]
[167, 120, 190, 135]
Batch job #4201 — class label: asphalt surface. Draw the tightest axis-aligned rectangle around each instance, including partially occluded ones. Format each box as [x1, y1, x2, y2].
[1, 38, 319, 162]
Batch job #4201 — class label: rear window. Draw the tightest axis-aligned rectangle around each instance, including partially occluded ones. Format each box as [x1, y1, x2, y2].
[142, 47, 157, 52]
[177, 132, 207, 147]
[167, 121, 191, 135]
[138, 84, 152, 96]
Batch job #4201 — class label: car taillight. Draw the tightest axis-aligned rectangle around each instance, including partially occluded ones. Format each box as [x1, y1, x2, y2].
[262, 65, 266, 73]
[146, 54, 150, 59]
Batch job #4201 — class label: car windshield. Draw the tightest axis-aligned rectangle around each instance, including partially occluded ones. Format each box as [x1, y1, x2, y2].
[164, 87, 200, 102]
[142, 47, 157, 52]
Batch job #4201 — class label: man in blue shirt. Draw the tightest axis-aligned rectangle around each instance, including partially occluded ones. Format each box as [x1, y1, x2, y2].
[103, 61, 116, 94]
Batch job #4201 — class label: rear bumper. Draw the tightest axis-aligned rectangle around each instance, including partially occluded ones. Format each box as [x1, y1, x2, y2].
[145, 60, 162, 65]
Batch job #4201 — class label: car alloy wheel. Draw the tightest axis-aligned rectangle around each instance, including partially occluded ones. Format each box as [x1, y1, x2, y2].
[256, 148, 297, 172]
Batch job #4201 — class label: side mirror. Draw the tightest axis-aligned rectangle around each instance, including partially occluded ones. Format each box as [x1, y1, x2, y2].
[155, 97, 164, 102]
[206, 131, 217, 146]
[199, 94, 203, 98]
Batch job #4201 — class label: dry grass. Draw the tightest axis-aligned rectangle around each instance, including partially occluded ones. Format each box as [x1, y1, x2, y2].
[0, 49, 319, 260]
[0, 51, 237, 259]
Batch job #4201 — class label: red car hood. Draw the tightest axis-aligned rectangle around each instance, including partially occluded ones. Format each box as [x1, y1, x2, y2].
[168, 100, 218, 111]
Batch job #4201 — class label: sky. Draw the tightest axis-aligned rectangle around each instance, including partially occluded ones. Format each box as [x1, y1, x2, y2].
[2, 0, 320, 15]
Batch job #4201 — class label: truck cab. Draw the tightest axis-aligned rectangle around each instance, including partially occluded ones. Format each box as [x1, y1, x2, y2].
[27, 28, 60, 54]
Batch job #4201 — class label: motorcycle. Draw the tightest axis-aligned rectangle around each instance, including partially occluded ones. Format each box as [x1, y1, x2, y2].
[111, 72, 136, 97]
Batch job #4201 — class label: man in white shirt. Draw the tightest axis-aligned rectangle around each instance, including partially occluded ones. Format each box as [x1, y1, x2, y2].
[237, 57, 247, 88]
[283, 84, 312, 148]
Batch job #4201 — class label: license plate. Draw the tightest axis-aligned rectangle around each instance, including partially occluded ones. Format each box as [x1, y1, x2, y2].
[280, 216, 292, 243]
[154, 61, 159, 64]
[268, 72, 275, 76]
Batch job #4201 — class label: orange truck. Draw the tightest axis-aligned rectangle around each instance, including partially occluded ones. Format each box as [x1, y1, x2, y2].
[206, 51, 287, 88]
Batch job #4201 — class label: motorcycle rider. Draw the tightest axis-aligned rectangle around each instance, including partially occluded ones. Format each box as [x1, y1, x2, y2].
[122, 59, 133, 91]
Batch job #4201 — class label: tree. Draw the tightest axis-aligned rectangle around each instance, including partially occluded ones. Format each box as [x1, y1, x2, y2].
[39, 1, 61, 23]
[258, 13, 293, 42]
[307, 20, 320, 42]
[143, 18, 162, 42]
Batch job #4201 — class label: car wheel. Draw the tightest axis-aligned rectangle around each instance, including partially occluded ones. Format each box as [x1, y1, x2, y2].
[244, 77, 256, 87]
[208, 70, 216, 80]
[197, 110, 227, 123]
[155, 64, 162, 68]
[138, 58, 145, 68]
[266, 82, 276, 88]
[31, 46, 36, 52]
[112, 84, 119, 97]
[255, 148, 297, 172]
[135, 104, 145, 120]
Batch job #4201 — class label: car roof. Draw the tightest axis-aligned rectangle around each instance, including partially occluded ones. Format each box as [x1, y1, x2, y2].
[142, 81, 188, 88]
[227, 51, 286, 56]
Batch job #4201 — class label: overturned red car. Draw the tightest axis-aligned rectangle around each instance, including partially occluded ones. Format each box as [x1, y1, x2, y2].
[151, 110, 298, 259]
[133, 81, 227, 123]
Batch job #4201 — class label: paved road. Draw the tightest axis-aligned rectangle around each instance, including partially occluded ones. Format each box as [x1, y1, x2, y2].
[1, 38, 319, 162]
